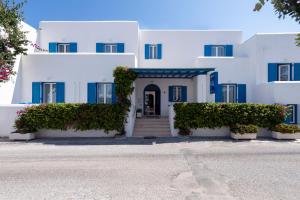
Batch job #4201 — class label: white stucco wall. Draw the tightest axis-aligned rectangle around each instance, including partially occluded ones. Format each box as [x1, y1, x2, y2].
[18, 53, 135, 103]
[38, 21, 139, 55]
[138, 30, 242, 67]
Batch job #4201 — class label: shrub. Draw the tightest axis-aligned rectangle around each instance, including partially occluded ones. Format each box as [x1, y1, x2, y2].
[15, 104, 126, 134]
[230, 124, 258, 134]
[174, 103, 285, 135]
[272, 124, 300, 134]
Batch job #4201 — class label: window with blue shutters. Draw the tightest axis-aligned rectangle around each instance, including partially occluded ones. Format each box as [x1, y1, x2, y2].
[145, 44, 162, 59]
[96, 43, 125, 53]
[168, 86, 187, 102]
[32, 82, 65, 103]
[285, 104, 297, 124]
[204, 45, 233, 57]
[218, 84, 246, 103]
[268, 63, 297, 82]
[87, 83, 116, 104]
[49, 42, 77, 53]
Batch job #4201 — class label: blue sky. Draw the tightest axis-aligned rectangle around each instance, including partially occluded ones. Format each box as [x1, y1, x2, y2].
[20, 0, 299, 40]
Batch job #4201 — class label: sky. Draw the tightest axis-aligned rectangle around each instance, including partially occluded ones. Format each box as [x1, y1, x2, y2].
[19, 0, 299, 40]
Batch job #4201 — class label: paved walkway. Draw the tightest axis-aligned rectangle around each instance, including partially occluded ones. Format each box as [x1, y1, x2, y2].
[0, 138, 300, 200]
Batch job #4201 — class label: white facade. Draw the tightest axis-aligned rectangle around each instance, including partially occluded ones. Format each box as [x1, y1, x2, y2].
[1, 21, 300, 137]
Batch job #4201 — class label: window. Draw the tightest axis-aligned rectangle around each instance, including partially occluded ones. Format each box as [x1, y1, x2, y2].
[221, 84, 237, 103]
[173, 86, 182, 102]
[43, 83, 57, 103]
[104, 44, 117, 53]
[278, 64, 290, 81]
[286, 104, 297, 124]
[145, 44, 162, 59]
[57, 43, 71, 53]
[149, 44, 158, 59]
[212, 46, 225, 57]
[97, 83, 113, 104]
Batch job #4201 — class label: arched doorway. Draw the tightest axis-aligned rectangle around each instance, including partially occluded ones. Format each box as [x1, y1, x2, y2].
[144, 84, 161, 116]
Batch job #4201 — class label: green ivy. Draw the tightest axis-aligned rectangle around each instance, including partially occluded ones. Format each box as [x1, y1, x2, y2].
[174, 103, 285, 135]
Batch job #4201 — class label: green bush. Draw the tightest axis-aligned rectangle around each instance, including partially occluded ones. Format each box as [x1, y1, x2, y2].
[230, 124, 258, 134]
[15, 104, 126, 134]
[272, 124, 300, 134]
[174, 103, 285, 135]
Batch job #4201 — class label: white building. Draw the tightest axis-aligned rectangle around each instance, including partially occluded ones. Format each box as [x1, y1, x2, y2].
[0, 21, 299, 137]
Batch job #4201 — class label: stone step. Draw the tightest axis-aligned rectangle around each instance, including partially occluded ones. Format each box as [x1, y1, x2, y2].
[133, 131, 171, 137]
[134, 127, 170, 132]
[134, 124, 170, 128]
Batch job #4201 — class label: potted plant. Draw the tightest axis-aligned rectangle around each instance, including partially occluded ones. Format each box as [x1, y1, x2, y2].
[230, 124, 258, 140]
[136, 108, 142, 118]
[271, 124, 300, 140]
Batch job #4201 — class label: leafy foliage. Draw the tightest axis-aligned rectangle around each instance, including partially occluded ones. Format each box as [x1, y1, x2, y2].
[254, 0, 300, 46]
[174, 103, 285, 135]
[0, 0, 28, 83]
[272, 123, 300, 133]
[15, 104, 126, 134]
[230, 124, 258, 134]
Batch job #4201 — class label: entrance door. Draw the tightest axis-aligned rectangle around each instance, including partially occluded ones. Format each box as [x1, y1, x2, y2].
[144, 84, 161, 116]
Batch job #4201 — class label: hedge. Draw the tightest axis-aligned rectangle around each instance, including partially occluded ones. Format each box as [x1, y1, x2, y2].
[272, 124, 300, 134]
[15, 104, 126, 134]
[174, 103, 285, 134]
[230, 124, 258, 134]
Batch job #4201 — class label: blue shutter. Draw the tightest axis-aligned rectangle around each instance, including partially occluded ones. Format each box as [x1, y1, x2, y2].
[168, 86, 174, 102]
[49, 43, 57, 53]
[88, 83, 97, 104]
[157, 44, 162, 59]
[295, 105, 298, 124]
[210, 72, 218, 94]
[237, 84, 246, 103]
[70, 43, 77, 53]
[112, 83, 116, 104]
[145, 44, 150, 59]
[225, 45, 233, 57]
[268, 63, 278, 82]
[32, 82, 42, 104]
[96, 43, 105, 53]
[294, 63, 300, 81]
[215, 84, 222, 103]
[181, 86, 187, 102]
[204, 45, 212, 56]
[56, 82, 65, 103]
[117, 43, 125, 53]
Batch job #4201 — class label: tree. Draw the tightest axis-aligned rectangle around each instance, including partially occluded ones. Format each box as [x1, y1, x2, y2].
[254, 0, 300, 46]
[0, 0, 28, 83]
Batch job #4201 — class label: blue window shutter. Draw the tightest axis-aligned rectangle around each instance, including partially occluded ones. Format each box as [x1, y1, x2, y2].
[88, 83, 97, 104]
[32, 82, 42, 103]
[56, 82, 65, 103]
[96, 43, 105, 53]
[268, 63, 278, 82]
[295, 105, 298, 124]
[70, 43, 77, 53]
[112, 83, 116, 104]
[49, 43, 57, 53]
[117, 43, 125, 53]
[168, 86, 174, 102]
[181, 86, 187, 102]
[145, 44, 150, 59]
[294, 63, 300, 81]
[210, 72, 218, 94]
[237, 84, 246, 103]
[204, 45, 212, 56]
[215, 84, 222, 103]
[157, 44, 162, 59]
[225, 45, 233, 56]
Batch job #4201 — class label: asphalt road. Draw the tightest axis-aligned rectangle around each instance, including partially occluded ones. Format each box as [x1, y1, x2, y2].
[0, 138, 300, 200]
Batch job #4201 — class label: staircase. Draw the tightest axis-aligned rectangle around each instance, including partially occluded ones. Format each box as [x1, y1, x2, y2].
[133, 117, 171, 137]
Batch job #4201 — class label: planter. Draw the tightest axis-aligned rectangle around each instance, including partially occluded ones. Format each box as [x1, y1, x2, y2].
[136, 112, 142, 118]
[230, 132, 257, 140]
[272, 131, 297, 140]
[9, 133, 35, 141]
